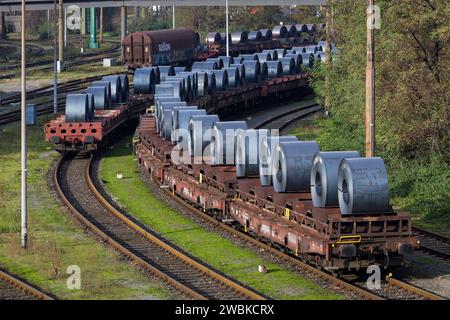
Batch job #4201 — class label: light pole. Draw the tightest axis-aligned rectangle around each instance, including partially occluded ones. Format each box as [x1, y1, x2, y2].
[53, 0, 58, 114]
[20, 0, 27, 249]
[225, 0, 229, 57]
[365, 0, 376, 157]
[172, 5, 175, 29]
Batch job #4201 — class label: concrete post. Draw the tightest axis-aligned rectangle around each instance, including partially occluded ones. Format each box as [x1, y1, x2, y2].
[58, 0, 64, 71]
[120, 6, 127, 62]
[99, 6, 103, 43]
[81, 7, 85, 35]
[365, 0, 376, 157]
[0, 11, 5, 40]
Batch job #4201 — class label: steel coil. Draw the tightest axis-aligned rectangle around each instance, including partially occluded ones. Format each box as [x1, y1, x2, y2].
[242, 61, 260, 83]
[279, 57, 296, 75]
[292, 46, 306, 53]
[314, 51, 327, 63]
[338, 158, 390, 215]
[142, 66, 160, 84]
[192, 61, 218, 71]
[317, 41, 335, 51]
[238, 54, 257, 62]
[231, 31, 248, 44]
[220, 56, 234, 68]
[210, 121, 248, 166]
[229, 64, 246, 85]
[207, 57, 224, 69]
[86, 86, 108, 110]
[65, 94, 89, 122]
[220, 33, 231, 45]
[259, 29, 272, 40]
[304, 45, 318, 54]
[285, 49, 296, 55]
[188, 114, 220, 157]
[255, 52, 271, 63]
[272, 141, 320, 192]
[171, 106, 199, 143]
[265, 61, 283, 78]
[173, 109, 206, 144]
[223, 67, 240, 88]
[272, 25, 288, 38]
[195, 72, 209, 97]
[159, 80, 185, 100]
[248, 31, 262, 41]
[154, 96, 183, 131]
[91, 80, 111, 107]
[260, 62, 268, 81]
[275, 48, 286, 59]
[118, 74, 129, 102]
[175, 73, 194, 100]
[259, 136, 298, 186]
[157, 66, 176, 81]
[165, 76, 187, 99]
[212, 70, 228, 91]
[180, 71, 198, 99]
[295, 24, 308, 33]
[285, 24, 298, 37]
[206, 32, 221, 44]
[262, 50, 278, 61]
[235, 129, 269, 177]
[86, 93, 95, 121]
[134, 68, 156, 94]
[206, 72, 216, 93]
[311, 151, 361, 208]
[102, 75, 122, 104]
[305, 24, 317, 33]
[285, 53, 303, 72]
[157, 101, 187, 133]
[173, 66, 186, 75]
[300, 53, 314, 68]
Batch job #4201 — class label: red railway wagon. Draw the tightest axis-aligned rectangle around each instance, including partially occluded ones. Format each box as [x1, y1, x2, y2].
[44, 101, 148, 152]
[136, 114, 419, 273]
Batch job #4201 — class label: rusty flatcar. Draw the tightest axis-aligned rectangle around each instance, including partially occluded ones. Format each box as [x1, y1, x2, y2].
[123, 28, 200, 68]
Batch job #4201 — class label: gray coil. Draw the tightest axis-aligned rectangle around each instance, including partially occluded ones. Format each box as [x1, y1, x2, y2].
[279, 57, 296, 75]
[210, 121, 248, 166]
[180, 71, 198, 99]
[248, 31, 262, 41]
[220, 33, 231, 45]
[206, 72, 216, 93]
[192, 61, 218, 71]
[295, 24, 308, 33]
[102, 75, 122, 104]
[207, 57, 224, 69]
[265, 61, 283, 78]
[262, 50, 278, 61]
[223, 67, 240, 88]
[173, 109, 206, 144]
[255, 52, 271, 63]
[238, 54, 257, 62]
[91, 80, 111, 107]
[171, 106, 199, 143]
[229, 64, 246, 85]
[231, 31, 248, 44]
[259, 29, 272, 40]
[196, 72, 209, 97]
[242, 60, 260, 83]
[86, 93, 95, 121]
[300, 53, 314, 68]
[134, 68, 156, 94]
[235, 129, 269, 177]
[304, 45, 318, 54]
[157, 101, 187, 133]
[338, 157, 390, 215]
[272, 141, 320, 192]
[154, 96, 183, 131]
[206, 32, 221, 44]
[118, 74, 129, 102]
[260, 62, 268, 81]
[212, 70, 228, 91]
[275, 48, 287, 58]
[259, 136, 298, 186]
[272, 25, 288, 38]
[285, 53, 303, 72]
[86, 86, 108, 110]
[314, 51, 327, 63]
[188, 114, 220, 157]
[173, 66, 186, 75]
[284, 24, 298, 37]
[305, 24, 317, 33]
[311, 151, 361, 208]
[157, 66, 175, 81]
[65, 94, 89, 122]
[220, 56, 234, 68]
[142, 66, 160, 83]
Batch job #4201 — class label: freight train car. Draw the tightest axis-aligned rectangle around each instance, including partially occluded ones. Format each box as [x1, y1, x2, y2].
[123, 28, 201, 68]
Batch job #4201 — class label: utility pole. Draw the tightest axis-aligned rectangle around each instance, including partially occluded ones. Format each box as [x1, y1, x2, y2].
[324, 2, 332, 111]
[20, 0, 27, 249]
[58, 0, 64, 72]
[47, 9, 50, 40]
[120, 6, 127, 62]
[53, 0, 58, 113]
[64, 7, 67, 47]
[365, 0, 376, 157]
[172, 6, 175, 29]
[225, 0, 229, 57]
[99, 7, 103, 43]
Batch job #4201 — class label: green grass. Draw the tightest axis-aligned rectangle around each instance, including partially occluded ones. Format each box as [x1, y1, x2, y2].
[99, 136, 344, 300]
[0, 117, 175, 299]
[287, 115, 450, 234]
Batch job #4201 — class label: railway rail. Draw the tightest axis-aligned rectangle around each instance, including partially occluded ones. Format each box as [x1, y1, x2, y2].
[254, 103, 321, 129]
[0, 268, 54, 300]
[412, 227, 450, 262]
[53, 154, 266, 300]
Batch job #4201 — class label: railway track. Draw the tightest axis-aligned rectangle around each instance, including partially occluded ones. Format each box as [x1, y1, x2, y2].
[53, 153, 266, 300]
[0, 268, 54, 300]
[254, 103, 321, 130]
[413, 227, 450, 262]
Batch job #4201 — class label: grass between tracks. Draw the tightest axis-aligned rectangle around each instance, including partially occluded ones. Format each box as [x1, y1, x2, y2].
[287, 115, 450, 236]
[99, 136, 344, 300]
[0, 117, 175, 299]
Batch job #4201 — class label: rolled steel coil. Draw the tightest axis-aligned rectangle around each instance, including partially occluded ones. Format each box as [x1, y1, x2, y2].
[159, 80, 185, 101]
[304, 45, 318, 54]
[171, 106, 199, 144]
[272, 25, 288, 38]
[220, 32, 231, 45]
[265, 61, 283, 78]
[295, 24, 308, 33]
[65, 94, 89, 122]
[161, 109, 175, 141]
[305, 24, 317, 33]
[284, 24, 298, 37]
[220, 56, 234, 68]
[279, 57, 296, 75]
[188, 114, 220, 157]
[210, 121, 248, 166]
[260, 62, 268, 81]
[272, 141, 320, 192]
[248, 31, 262, 41]
[311, 151, 361, 208]
[259, 29, 272, 40]
[142, 66, 160, 84]
[292, 46, 306, 53]
[255, 52, 271, 63]
[102, 75, 122, 104]
[285, 49, 296, 55]
[207, 57, 224, 69]
[154, 96, 183, 131]
[180, 71, 198, 99]
[173, 66, 186, 75]
[262, 49, 278, 61]
[157, 101, 187, 133]
[206, 32, 221, 44]
[259, 136, 298, 186]
[235, 129, 269, 177]
[338, 157, 390, 215]
[223, 67, 240, 88]
[86, 86, 108, 110]
[231, 31, 248, 44]
[314, 51, 327, 63]
[192, 61, 218, 71]
[196, 72, 209, 97]
[173, 109, 206, 144]
[230, 64, 246, 85]
[275, 48, 286, 58]
[285, 53, 303, 72]
[211, 70, 228, 91]
[317, 41, 335, 51]
[238, 54, 257, 62]
[155, 83, 176, 96]
[134, 68, 156, 94]
[118, 74, 129, 102]
[206, 72, 216, 93]
[86, 93, 95, 121]
[242, 61, 260, 83]
[91, 80, 112, 107]
[157, 66, 175, 81]
[165, 76, 188, 99]
[300, 53, 314, 68]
